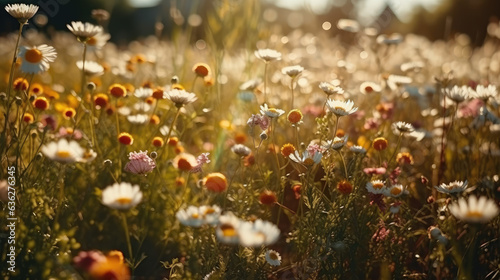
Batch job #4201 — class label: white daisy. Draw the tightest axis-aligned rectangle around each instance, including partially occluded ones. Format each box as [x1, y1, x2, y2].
[86, 32, 111, 50]
[265, 250, 281, 266]
[199, 205, 221, 225]
[77, 60, 104, 76]
[41, 138, 84, 164]
[67, 21, 103, 42]
[282, 65, 304, 78]
[470, 85, 497, 101]
[435, 180, 468, 194]
[383, 184, 406, 198]
[443, 86, 470, 103]
[165, 89, 197, 108]
[238, 219, 280, 247]
[319, 82, 344, 96]
[101, 182, 143, 210]
[289, 150, 322, 167]
[176, 206, 204, 227]
[216, 213, 242, 245]
[448, 195, 499, 223]
[239, 79, 261, 91]
[5, 3, 38, 24]
[134, 87, 153, 99]
[127, 114, 149, 125]
[392, 121, 415, 134]
[260, 103, 285, 118]
[366, 180, 385, 195]
[322, 136, 348, 151]
[254, 49, 281, 62]
[349, 145, 366, 154]
[326, 99, 358, 117]
[18, 45, 57, 74]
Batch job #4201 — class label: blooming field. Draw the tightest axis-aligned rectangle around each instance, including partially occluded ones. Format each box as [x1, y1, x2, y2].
[1, 2, 500, 279]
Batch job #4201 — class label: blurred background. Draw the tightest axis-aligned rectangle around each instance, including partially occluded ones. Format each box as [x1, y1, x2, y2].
[1, 0, 499, 46]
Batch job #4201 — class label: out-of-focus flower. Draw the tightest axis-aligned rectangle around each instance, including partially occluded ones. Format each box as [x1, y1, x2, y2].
[326, 99, 358, 117]
[349, 145, 366, 154]
[337, 180, 353, 195]
[434, 180, 468, 194]
[203, 172, 227, 192]
[67, 21, 103, 42]
[172, 153, 198, 172]
[372, 137, 388, 151]
[77, 60, 104, 76]
[33, 97, 50, 110]
[366, 180, 385, 194]
[363, 167, 387, 175]
[5, 3, 38, 24]
[470, 84, 497, 101]
[216, 213, 241, 244]
[254, 49, 281, 62]
[101, 182, 142, 210]
[117, 132, 134, 145]
[88, 254, 130, 280]
[319, 82, 344, 96]
[247, 114, 270, 130]
[176, 206, 204, 227]
[287, 109, 303, 125]
[322, 136, 348, 151]
[260, 104, 285, 118]
[282, 65, 304, 78]
[337, 19, 360, 33]
[192, 63, 211, 77]
[133, 87, 153, 99]
[359, 82, 381, 94]
[396, 152, 414, 165]
[392, 121, 415, 135]
[383, 184, 406, 198]
[73, 250, 107, 271]
[231, 144, 251, 157]
[238, 219, 280, 247]
[448, 195, 499, 223]
[289, 150, 322, 167]
[165, 89, 197, 108]
[199, 205, 221, 225]
[18, 45, 57, 74]
[190, 153, 211, 173]
[259, 190, 277, 205]
[124, 150, 156, 175]
[443, 85, 470, 104]
[41, 138, 84, 163]
[265, 250, 281, 266]
[109, 84, 127, 98]
[86, 32, 111, 50]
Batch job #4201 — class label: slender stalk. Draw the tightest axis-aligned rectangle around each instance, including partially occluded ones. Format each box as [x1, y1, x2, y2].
[121, 212, 135, 275]
[80, 43, 88, 97]
[337, 150, 348, 179]
[387, 134, 403, 167]
[263, 62, 268, 104]
[161, 107, 181, 160]
[271, 119, 281, 173]
[224, 160, 241, 208]
[290, 78, 294, 110]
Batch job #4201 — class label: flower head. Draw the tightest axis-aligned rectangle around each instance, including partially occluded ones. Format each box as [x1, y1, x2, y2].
[77, 60, 104, 76]
[435, 180, 468, 194]
[322, 136, 348, 151]
[254, 49, 281, 62]
[319, 82, 344, 96]
[176, 206, 204, 227]
[287, 109, 303, 125]
[289, 150, 322, 167]
[124, 150, 156, 175]
[238, 219, 280, 247]
[366, 180, 386, 194]
[18, 45, 57, 74]
[172, 153, 198, 172]
[247, 114, 270, 130]
[5, 4, 38, 24]
[443, 85, 470, 103]
[265, 250, 281, 266]
[216, 213, 241, 244]
[383, 184, 406, 198]
[231, 144, 251, 157]
[203, 172, 227, 192]
[190, 153, 211, 173]
[260, 104, 285, 118]
[392, 121, 415, 134]
[192, 63, 211, 77]
[282, 65, 304, 78]
[165, 89, 197, 108]
[326, 99, 358, 117]
[470, 85, 497, 101]
[349, 145, 366, 154]
[67, 21, 103, 42]
[41, 139, 84, 163]
[101, 182, 142, 210]
[448, 195, 499, 223]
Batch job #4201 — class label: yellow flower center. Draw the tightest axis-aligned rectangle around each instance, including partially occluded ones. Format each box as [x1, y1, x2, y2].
[269, 252, 279, 260]
[390, 187, 402, 196]
[220, 224, 237, 237]
[268, 108, 278, 114]
[303, 158, 314, 166]
[334, 106, 346, 112]
[204, 208, 215, 215]
[56, 150, 71, 158]
[116, 197, 132, 205]
[25, 49, 43, 63]
[87, 36, 97, 46]
[465, 211, 483, 218]
[191, 213, 199, 219]
[373, 183, 384, 189]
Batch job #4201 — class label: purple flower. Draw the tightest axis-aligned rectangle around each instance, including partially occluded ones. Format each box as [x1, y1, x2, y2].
[247, 114, 270, 130]
[124, 150, 156, 175]
[190, 153, 211, 173]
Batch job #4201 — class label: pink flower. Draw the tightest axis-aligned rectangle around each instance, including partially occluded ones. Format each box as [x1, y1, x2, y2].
[306, 143, 324, 155]
[73, 250, 106, 271]
[124, 150, 156, 175]
[458, 99, 484, 118]
[190, 153, 211, 173]
[363, 167, 386, 175]
[247, 114, 270, 130]
[363, 118, 380, 130]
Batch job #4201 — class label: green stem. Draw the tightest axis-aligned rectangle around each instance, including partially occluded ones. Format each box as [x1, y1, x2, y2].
[55, 164, 67, 225]
[337, 150, 348, 179]
[161, 107, 181, 160]
[263, 62, 268, 104]
[121, 212, 135, 275]
[290, 78, 294, 110]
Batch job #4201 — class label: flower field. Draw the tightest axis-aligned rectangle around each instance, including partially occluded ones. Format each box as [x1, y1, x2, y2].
[1, 1, 500, 279]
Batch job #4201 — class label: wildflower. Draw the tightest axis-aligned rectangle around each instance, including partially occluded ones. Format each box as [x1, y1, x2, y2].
[30, 83, 44, 95]
[234, 132, 247, 144]
[434, 180, 468, 194]
[124, 150, 156, 175]
[349, 145, 366, 153]
[326, 99, 358, 117]
[337, 19, 360, 32]
[93, 93, 109, 108]
[254, 49, 282, 62]
[127, 114, 149, 125]
[73, 250, 106, 271]
[282, 65, 304, 78]
[470, 84, 497, 101]
[396, 152, 414, 165]
[319, 82, 344, 96]
[292, 184, 301, 199]
[392, 121, 415, 134]
[240, 79, 261, 91]
[5, 3, 38, 24]
[247, 114, 270, 130]
[287, 109, 303, 125]
[231, 144, 251, 157]
[359, 82, 381, 94]
[265, 250, 281, 266]
[77, 60, 104, 76]
[400, 61, 424, 72]
[203, 172, 227, 192]
[260, 104, 285, 118]
[280, 143, 296, 158]
[18, 45, 57, 74]
[101, 182, 142, 210]
[176, 206, 204, 227]
[443, 85, 469, 103]
[372, 137, 388, 151]
[192, 63, 211, 77]
[109, 84, 127, 98]
[88, 255, 130, 280]
[41, 138, 84, 163]
[152, 88, 165, 99]
[13, 78, 29, 91]
[366, 180, 385, 194]
[167, 137, 179, 146]
[133, 87, 153, 99]
[80, 149, 97, 163]
[337, 180, 353, 195]
[86, 32, 111, 50]
[448, 195, 499, 223]
[289, 150, 322, 167]
[259, 190, 277, 205]
[190, 153, 211, 173]
[199, 205, 221, 225]
[216, 213, 241, 244]
[117, 132, 133, 145]
[62, 107, 76, 119]
[383, 184, 406, 198]
[239, 219, 280, 247]
[23, 113, 34, 123]
[165, 89, 197, 108]
[67, 21, 103, 42]
[323, 136, 348, 151]
[172, 153, 198, 172]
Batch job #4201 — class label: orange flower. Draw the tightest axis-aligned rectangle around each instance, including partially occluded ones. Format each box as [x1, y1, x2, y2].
[192, 63, 211, 77]
[172, 153, 197, 171]
[94, 93, 109, 108]
[372, 137, 388, 151]
[13, 78, 29, 91]
[89, 257, 130, 280]
[280, 143, 296, 158]
[337, 180, 353, 195]
[30, 83, 44, 95]
[118, 132, 134, 145]
[106, 251, 124, 264]
[203, 75, 214, 86]
[63, 107, 76, 119]
[150, 114, 160, 125]
[167, 137, 179, 146]
[152, 88, 165, 99]
[23, 113, 34, 123]
[203, 172, 227, 192]
[109, 84, 127, 98]
[33, 97, 49, 110]
[287, 109, 303, 124]
[259, 190, 277, 205]
[145, 96, 155, 105]
[175, 177, 185, 186]
[152, 137, 164, 147]
[336, 129, 345, 137]
[234, 132, 247, 144]
[397, 152, 414, 165]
